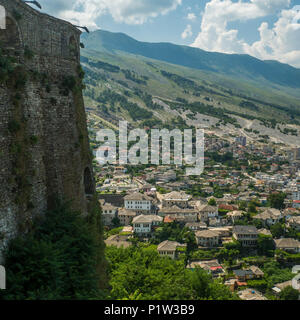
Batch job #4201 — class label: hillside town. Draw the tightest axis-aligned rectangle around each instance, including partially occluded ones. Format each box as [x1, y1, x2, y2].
[95, 134, 300, 300]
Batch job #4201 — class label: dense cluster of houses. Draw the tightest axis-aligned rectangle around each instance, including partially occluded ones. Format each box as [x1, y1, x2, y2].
[98, 136, 300, 300]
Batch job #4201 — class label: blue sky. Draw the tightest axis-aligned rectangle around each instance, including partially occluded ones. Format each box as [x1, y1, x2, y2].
[34, 0, 300, 67]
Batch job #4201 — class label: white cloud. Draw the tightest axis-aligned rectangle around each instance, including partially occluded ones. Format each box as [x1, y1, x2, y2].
[40, 0, 182, 29]
[191, 0, 300, 68]
[187, 13, 196, 21]
[182, 24, 193, 39]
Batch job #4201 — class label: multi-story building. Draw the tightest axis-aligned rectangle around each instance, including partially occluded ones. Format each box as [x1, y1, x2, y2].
[101, 202, 118, 226]
[253, 208, 282, 227]
[117, 208, 137, 226]
[158, 206, 198, 223]
[198, 204, 219, 223]
[162, 191, 192, 209]
[132, 215, 163, 237]
[195, 230, 220, 247]
[233, 225, 258, 247]
[124, 192, 153, 215]
[157, 240, 183, 259]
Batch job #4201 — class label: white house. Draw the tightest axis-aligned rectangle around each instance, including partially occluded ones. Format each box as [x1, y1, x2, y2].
[157, 240, 184, 259]
[132, 215, 163, 237]
[162, 191, 192, 209]
[124, 192, 153, 214]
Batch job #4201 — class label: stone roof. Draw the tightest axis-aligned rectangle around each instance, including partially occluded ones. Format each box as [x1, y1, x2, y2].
[162, 191, 192, 201]
[234, 269, 254, 277]
[249, 266, 264, 276]
[159, 206, 197, 214]
[187, 259, 222, 270]
[227, 210, 244, 217]
[273, 280, 293, 291]
[198, 204, 218, 213]
[233, 225, 258, 235]
[258, 228, 272, 236]
[254, 208, 281, 221]
[132, 214, 163, 224]
[157, 240, 182, 252]
[195, 230, 220, 238]
[185, 222, 207, 228]
[102, 203, 118, 211]
[105, 235, 132, 248]
[124, 192, 152, 201]
[98, 194, 124, 207]
[275, 238, 300, 249]
[118, 208, 137, 217]
[287, 216, 300, 225]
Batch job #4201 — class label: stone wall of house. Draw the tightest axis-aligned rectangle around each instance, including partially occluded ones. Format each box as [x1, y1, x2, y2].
[0, 0, 96, 263]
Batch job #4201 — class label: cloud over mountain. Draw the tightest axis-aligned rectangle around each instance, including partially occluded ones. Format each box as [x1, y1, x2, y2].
[191, 0, 300, 67]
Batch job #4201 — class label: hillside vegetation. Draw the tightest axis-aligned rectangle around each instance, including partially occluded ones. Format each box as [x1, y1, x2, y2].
[80, 36, 300, 147]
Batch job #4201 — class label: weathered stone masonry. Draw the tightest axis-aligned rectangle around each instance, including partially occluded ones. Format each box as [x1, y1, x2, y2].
[0, 0, 96, 263]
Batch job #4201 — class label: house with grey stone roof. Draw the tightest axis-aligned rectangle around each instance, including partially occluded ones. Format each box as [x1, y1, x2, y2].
[274, 238, 300, 253]
[157, 240, 185, 259]
[253, 208, 282, 227]
[195, 230, 220, 247]
[132, 215, 163, 237]
[233, 225, 258, 247]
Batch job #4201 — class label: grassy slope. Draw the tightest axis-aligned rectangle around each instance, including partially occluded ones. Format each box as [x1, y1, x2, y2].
[81, 48, 300, 125]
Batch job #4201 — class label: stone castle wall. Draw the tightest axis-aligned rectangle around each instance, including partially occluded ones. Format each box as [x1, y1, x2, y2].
[0, 0, 96, 263]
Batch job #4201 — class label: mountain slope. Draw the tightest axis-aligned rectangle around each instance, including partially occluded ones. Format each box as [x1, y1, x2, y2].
[81, 30, 300, 89]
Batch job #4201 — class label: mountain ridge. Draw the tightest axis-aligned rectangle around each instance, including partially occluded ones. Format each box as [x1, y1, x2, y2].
[82, 29, 300, 89]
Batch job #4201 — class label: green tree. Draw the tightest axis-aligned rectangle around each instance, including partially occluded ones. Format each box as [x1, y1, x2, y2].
[257, 234, 275, 256]
[267, 193, 286, 210]
[270, 223, 285, 239]
[0, 202, 106, 300]
[208, 198, 217, 206]
[279, 286, 299, 300]
[248, 201, 257, 213]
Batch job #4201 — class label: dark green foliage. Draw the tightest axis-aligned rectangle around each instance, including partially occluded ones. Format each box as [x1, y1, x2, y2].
[105, 245, 237, 300]
[95, 89, 153, 121]
[257, 234, 275, 256]
[270, 223, 285, 239]
[0, 203, 106, 300]
[267, 192, 286, 210]
[88, 59, 120, 73]
[121, 69, 147, 85]
[239, 100, 259, 111]
[261, 261, 294, 289]
[153, 221, 188, 243]
[279, 286, 299, 300]
[208, 198, 217, 206]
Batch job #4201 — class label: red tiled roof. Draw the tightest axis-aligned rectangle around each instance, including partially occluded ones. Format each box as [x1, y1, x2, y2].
[237, 282, 247, 286]
[210, 266, 223, 271]
[164, 215, 175, 223]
